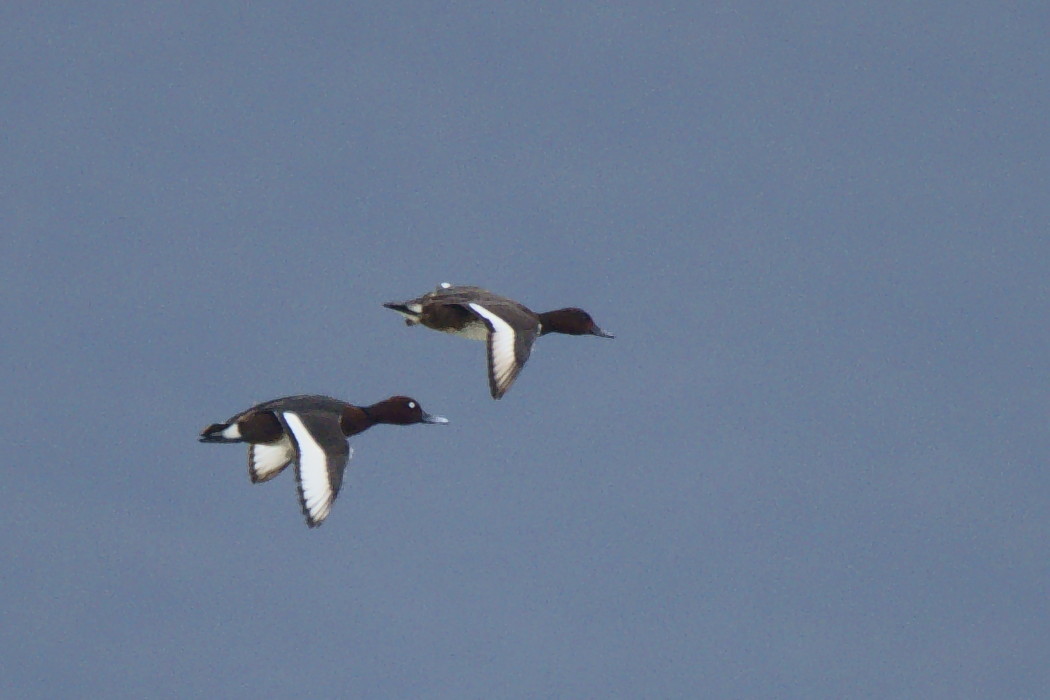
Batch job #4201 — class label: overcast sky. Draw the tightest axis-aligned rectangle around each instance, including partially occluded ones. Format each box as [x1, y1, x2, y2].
[3, 2, 1049, 697]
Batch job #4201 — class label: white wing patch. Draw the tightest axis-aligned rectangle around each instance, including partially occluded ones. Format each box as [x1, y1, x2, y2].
[282, 412, 336, 526]
[248, 436, 294, 483]
[469, 302, 520, 397]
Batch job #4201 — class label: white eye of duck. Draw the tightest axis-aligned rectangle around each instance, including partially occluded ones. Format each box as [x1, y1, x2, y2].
[408, 401, 416, 409]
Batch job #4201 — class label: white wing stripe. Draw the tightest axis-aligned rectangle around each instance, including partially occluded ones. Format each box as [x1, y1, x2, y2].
[282, 412, 334, 524]
[249, 436, 294, 481]
[469, 303, 519, 391]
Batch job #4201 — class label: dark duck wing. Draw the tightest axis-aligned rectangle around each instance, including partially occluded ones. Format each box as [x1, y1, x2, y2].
[276, 409, 352, 527]
[464, 300, 540, 399]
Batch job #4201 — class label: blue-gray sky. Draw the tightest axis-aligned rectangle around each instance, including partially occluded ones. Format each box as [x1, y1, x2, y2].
[3, 3, 1049, 697]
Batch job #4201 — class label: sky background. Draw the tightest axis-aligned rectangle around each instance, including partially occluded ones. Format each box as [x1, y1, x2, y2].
[3, 2, 1049, 697]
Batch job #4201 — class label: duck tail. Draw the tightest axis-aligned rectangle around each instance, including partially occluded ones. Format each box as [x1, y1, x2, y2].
[199, 422, 241, 443]
[383, 301, 422, 325]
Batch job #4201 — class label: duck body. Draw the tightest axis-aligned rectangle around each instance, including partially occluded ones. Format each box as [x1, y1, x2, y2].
[384, 283, 612, 399]
[200, 394, 447, 527]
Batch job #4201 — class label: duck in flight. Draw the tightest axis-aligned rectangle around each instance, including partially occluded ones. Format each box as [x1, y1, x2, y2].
[384, 283, 613, 399]
[200, 394, 448, 527]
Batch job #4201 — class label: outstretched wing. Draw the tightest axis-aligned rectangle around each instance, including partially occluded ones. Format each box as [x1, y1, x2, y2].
[248, 436, 295, 483]
[468, 302, 539, 399]
[278, 411, 352, 527]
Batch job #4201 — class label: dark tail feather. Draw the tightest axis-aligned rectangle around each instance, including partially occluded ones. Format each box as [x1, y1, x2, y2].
[199, 423, 237, 443]
[383, 302, 421, 325]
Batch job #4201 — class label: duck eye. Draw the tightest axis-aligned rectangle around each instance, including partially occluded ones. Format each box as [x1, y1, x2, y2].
[408, 401, 416, 409]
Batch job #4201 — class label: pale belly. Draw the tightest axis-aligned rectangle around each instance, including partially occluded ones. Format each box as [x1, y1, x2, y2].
[441, 319, 489, 341]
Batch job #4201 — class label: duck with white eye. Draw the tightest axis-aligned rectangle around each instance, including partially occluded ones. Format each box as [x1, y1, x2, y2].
[200, 394, 448, 528]
[384, 283, 613, 399]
